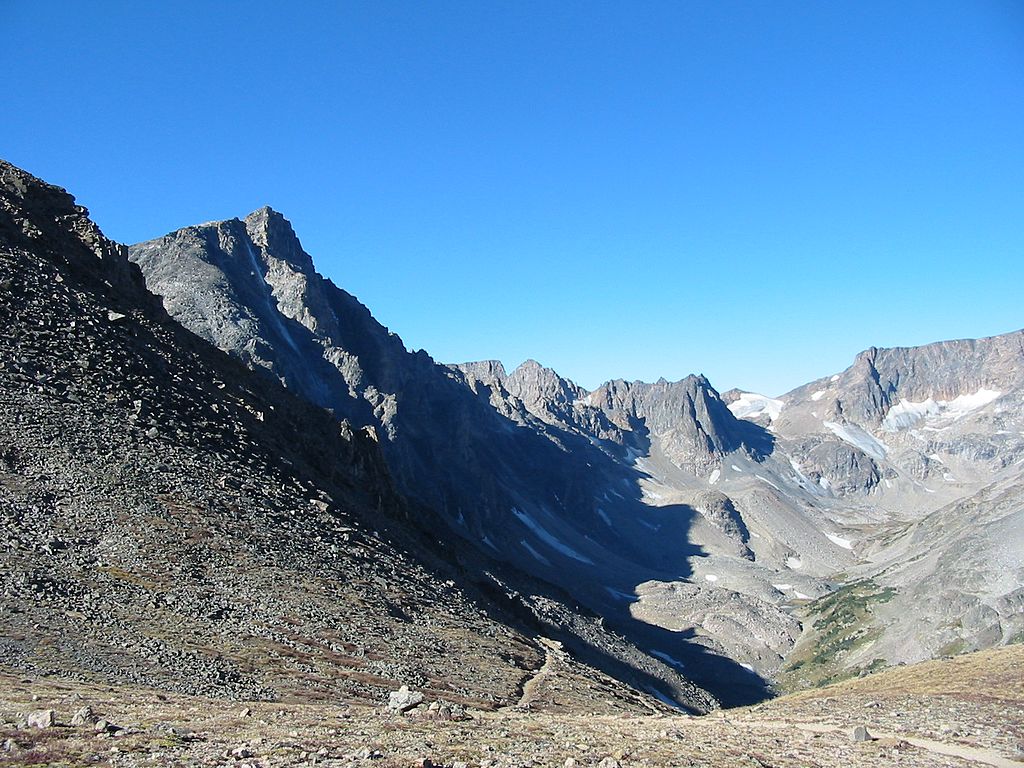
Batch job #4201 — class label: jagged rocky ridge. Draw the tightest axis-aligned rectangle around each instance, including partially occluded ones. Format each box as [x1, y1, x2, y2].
[128, 202, 1024, 694]
[130, 210, 776, 703]
[0, 159, 720, 714]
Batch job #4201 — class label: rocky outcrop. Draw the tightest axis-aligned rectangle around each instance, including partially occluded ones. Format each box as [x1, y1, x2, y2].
[591, 376, 767, 475]
[690, 491, 752, 560]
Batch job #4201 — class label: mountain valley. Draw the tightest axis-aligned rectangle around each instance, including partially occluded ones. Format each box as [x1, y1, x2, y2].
[128, 196, 1023, 695]
[1, 156, 1022, 766]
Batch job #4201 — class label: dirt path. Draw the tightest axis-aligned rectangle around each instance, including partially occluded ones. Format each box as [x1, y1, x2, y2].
[737, 719, 1022, 767]
[516, 638, 560, 707]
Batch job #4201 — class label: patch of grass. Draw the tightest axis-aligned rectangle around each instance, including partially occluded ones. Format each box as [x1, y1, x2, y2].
[939, 638, 968, 657]
[779, 580, 896, 690]
[96, 564, 158, 590]
[864, 657, 887, 674]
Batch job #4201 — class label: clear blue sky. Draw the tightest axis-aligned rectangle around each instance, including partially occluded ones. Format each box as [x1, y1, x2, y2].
[4, 1, 1022, 395]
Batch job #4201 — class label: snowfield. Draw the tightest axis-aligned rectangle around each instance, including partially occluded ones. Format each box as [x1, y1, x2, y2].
[823, 421, 889, 461]
[728, 392, 784, 422]
[882, 388, 1003, 431]
[825, 533, 854, 550]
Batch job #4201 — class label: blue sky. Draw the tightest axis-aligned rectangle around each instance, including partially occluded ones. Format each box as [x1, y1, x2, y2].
[4, 1, 1022, 395]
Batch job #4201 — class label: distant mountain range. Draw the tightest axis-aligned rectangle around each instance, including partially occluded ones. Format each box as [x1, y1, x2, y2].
[2, 157, 1020, 712]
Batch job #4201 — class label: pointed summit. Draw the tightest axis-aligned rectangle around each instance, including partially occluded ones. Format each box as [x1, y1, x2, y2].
[243, 206, 313, 273]
[506, 359, 585, 409]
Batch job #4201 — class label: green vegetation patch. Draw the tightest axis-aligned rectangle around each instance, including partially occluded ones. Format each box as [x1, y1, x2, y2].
[779, 579, 896, 691]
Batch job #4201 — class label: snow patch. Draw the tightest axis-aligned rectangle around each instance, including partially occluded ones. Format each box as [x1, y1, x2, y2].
[624, 447, 644, 463]
[794, 591, 811, 600]
[772, 583, 793, 591]
[830, 374, 840, 382]
[644, 685, 683, 710]
[708, 468, 721, 485]
[755, 474, 781, 491]
[824, 421, 889, 461]
[704, 574, 718, 582]
[242, 239, 302, 355]
[788, 459, 814, 489]
[810, 389, 827, 401]
[728, 392, 784, 422]
[519, 539, 551, 566]
[511, 508, 594, 564]
[605, 587, 637, 602]
[882, 388, 1003, 431]
[731, 464, 743, 472]
[786, 556, 803, 569]
[649, 649, 686, 670]
[825, 533, 853, 550]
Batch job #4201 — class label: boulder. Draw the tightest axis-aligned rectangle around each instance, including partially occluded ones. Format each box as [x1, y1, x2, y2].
[70, 706, 96, 727]
[26, 709, 54, 728]
[387, 685, 424, 713]
[850, 725, 873, 742]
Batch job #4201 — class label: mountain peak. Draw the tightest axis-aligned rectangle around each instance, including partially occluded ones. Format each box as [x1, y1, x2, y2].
[243, 206, 312, 273]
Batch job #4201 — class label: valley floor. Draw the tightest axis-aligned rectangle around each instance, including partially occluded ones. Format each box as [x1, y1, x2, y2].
[1, 646, 1021, 768]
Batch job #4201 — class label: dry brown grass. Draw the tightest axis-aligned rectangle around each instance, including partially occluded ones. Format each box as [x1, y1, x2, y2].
[780, 644, 1024, 703]
[2, 646, 1023, 766]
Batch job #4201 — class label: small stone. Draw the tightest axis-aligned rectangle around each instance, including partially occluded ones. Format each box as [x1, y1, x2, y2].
[598, 759, 621, 768]
[95, 718, 120, 733]
[850, 725, 872, 742]
[238, 707, 252, 718]
[230, 746, 254, 758]
[26, 709, 54, 728]
[564, 759, 579, 768]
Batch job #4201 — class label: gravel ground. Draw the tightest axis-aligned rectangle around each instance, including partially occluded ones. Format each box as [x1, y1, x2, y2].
[2, 646, 1022, 767]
